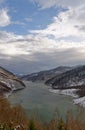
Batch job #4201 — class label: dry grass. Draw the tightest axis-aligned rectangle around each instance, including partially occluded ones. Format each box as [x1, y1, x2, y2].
[0, 98, 85, 130]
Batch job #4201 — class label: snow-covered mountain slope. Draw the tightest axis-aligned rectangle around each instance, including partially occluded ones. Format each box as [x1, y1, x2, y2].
[21, 66, 72, 82]
[45, 65, 85, 89]
[0, 66, 25, 96]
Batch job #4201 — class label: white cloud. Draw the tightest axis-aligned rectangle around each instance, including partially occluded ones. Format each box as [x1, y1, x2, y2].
[30, 0, 85, 9]
[0, 30, 85, 73]
[0, 9, 11, 27]
[0, 43, 29, 56]
[30, 6, 85, 41]
[0, 0, 85, 73]
[30, 0, 85, 40]
[0, 31, 85, 57]
[0, 8, 25, 27]
[0, 1, 85, 60]
[0, 31, 23, 42]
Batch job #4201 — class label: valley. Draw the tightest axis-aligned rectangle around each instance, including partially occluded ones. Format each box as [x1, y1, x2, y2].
[21, 65, 85, 107]
[8, 81, 82, 122]
[0, 65, 85, 112]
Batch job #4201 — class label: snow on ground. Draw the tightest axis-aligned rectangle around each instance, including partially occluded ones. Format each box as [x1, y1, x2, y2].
[1, 80, 11, 88]
[74, 97, 85, 107]
[49, 88, 85, 108]
[49, 89, 78, 98]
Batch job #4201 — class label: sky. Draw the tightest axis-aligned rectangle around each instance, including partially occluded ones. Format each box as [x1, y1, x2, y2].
[0, 0, 85, 74]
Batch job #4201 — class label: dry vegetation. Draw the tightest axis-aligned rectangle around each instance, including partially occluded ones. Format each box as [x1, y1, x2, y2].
[0, 98, 85, 130]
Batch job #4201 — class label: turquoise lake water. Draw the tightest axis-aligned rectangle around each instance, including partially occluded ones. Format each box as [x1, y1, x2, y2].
[8, 81, 84, 122]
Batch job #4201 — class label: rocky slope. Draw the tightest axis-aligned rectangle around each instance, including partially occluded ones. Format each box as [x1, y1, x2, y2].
[0, 66, 25, 96]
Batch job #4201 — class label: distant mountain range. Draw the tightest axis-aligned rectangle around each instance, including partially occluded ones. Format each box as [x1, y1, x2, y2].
[21, 65, 85, 90]
[0, 66, 25, 96]
[1, 65, 85, 97]
[46, 66, 85, 89]
[21, 66, 72, 82]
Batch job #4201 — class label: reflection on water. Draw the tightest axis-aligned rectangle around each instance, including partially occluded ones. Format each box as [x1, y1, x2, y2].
[8, 81, 84, 122]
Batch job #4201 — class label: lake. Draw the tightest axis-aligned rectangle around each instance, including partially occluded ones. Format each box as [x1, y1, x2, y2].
[8, 81, 84, 122]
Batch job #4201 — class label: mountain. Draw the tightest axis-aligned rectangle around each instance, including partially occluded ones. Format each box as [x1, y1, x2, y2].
[0, 66, 25, 96]
[45, 65, 85, 89]
[21, 65, 85, 90]
[21, 66, 72, 82]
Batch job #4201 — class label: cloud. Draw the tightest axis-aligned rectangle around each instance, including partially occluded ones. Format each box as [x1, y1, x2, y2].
[0, 9, 11, 27]
[30, 0, 85, 40]
[0, 31, 23, 43]
[0, 31, 85, 56]
[0, 0, 85, 73]
[0, 30, 85, 73]
[0, 8, 25, 27]
[30, 0, 85, 39]
[30, 6, 85, 41]
[0, 46, 85, 74]
[30, 0, 85, 9]
[79, 25, 85, 32]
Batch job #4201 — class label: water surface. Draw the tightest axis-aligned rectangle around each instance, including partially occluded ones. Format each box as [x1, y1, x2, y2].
[8, 81, 83, 122]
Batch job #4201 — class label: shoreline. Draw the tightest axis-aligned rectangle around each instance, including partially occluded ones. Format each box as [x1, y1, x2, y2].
[3, 82, 85, 108]
[3, 87, 25, 98]
[49, 88, 85, 108]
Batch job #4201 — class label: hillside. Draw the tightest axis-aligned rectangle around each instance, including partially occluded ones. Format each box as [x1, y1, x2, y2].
[21, 65, 85, 98]
[45, 65, 85, 89]
[0, 66, 25, 96]
[21, 66, 72, 82]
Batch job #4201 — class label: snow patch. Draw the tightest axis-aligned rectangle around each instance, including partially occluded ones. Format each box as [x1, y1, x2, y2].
[49, 89, 78, 98]
[49, 88, 85, 108]
[74, 97, 85, 107]
[1, 80, 11, 88]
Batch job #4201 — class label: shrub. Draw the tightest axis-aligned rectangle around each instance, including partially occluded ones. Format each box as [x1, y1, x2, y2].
[0, 98, 85, 130]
